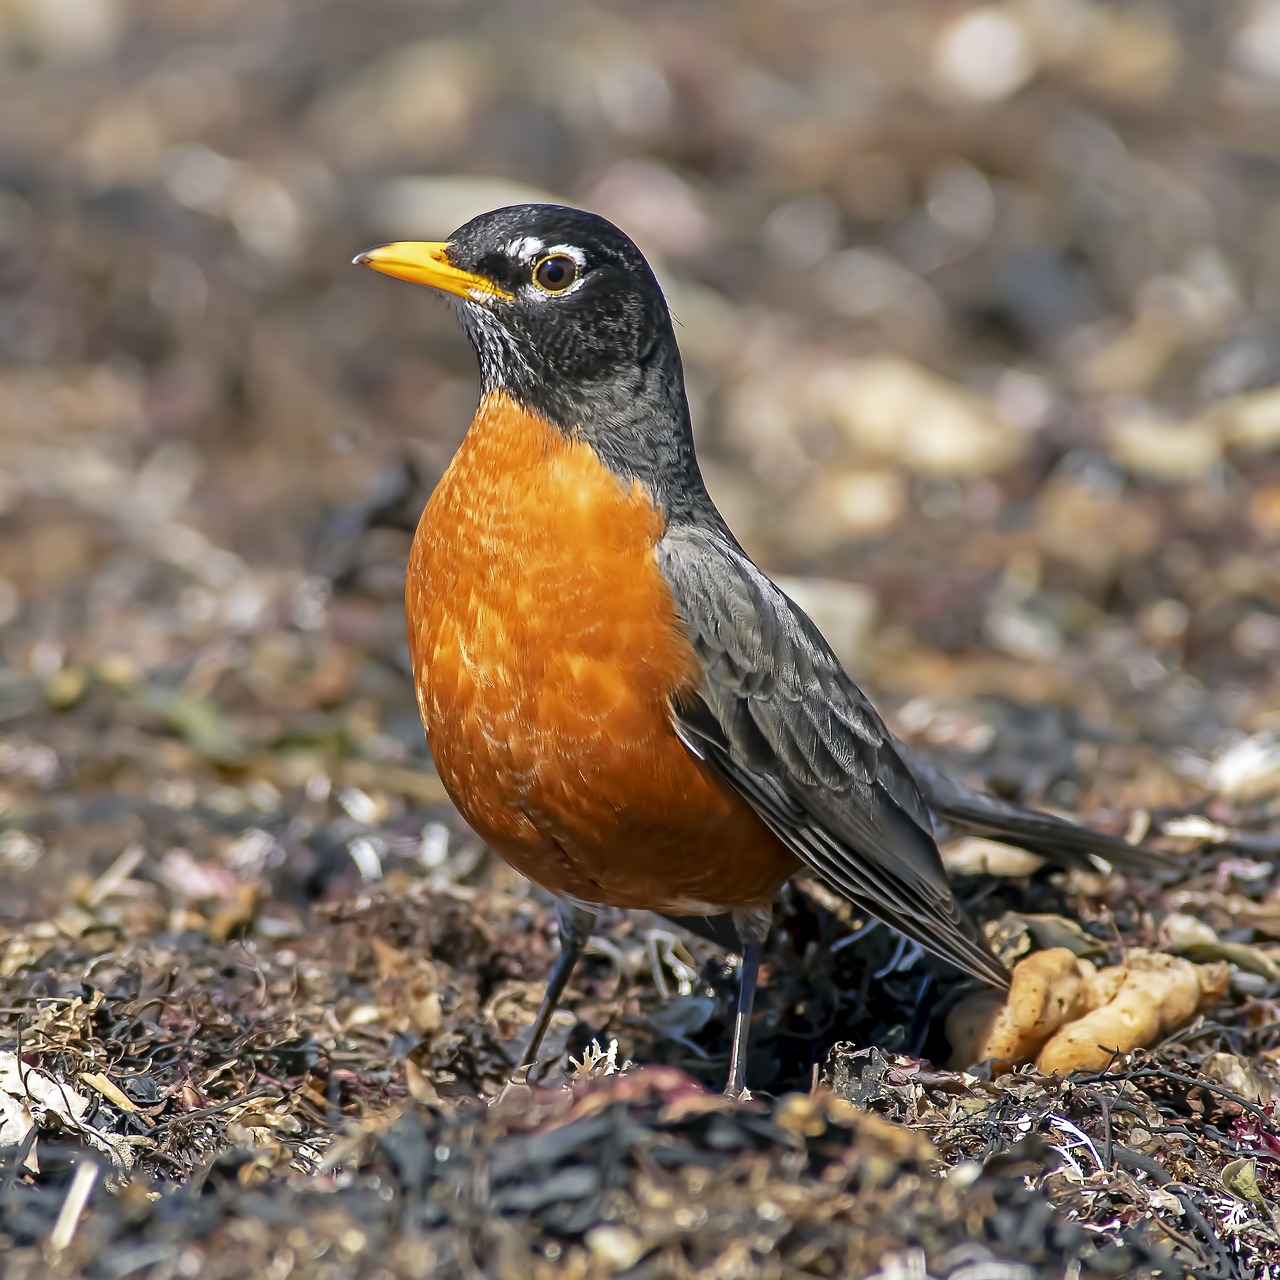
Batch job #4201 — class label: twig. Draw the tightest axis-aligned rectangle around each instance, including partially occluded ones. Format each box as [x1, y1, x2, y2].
[48, 1159, 99, 1253]
[1082, 1066, 1278, 1131]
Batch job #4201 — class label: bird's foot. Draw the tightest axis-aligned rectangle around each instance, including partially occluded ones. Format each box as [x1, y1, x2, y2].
[490, 1064, 535, 1112]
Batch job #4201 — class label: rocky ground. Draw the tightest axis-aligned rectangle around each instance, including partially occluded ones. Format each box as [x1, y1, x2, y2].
[2, 1, 1280, 1276]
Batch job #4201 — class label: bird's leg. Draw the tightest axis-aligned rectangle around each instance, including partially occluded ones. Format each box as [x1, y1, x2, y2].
[725, 906, 772, 1099]
[516, 898, 597, 1079]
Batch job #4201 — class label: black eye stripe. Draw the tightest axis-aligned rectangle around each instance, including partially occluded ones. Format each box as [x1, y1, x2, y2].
[533, 254, 579, 293]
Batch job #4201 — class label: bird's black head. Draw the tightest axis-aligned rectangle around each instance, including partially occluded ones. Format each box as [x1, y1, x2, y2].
[356, 204, 706, 513]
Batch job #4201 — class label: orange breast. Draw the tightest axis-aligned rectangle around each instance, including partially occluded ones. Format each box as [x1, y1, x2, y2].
[406, 392, 796, 913]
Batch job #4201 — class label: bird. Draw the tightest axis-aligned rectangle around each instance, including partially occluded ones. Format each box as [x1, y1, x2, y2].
[355, 204, 1165, 1095]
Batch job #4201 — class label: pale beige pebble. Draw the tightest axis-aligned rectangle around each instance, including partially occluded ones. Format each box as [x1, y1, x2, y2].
[1070, 5, 1183, 104]
[1077, 316, 1184, 395]
[227, 171, 304, 263]
[1106, 412, 1222, 482]
[1217, 386, 1280, 452]
[811, 357, 1023, 479]
[932, 6, 1036, 102]
[946, 948, 1094, 1069]
[369, 175, 561, 242]
[586, 1225, 645, 1273]
[587, 159, 711, 258]
[941, 837, 1044, 879]
[73, 99, 168, 189]
[1208, 731, 1280, 803]
[309, 41, 481, 166]
[1158, 911, 1221, 952]
[1035, 472, 1162, 581]
[7, 0, 121, 62]
[787, 467, 907, 550]
[1235, 0, 1280, 81]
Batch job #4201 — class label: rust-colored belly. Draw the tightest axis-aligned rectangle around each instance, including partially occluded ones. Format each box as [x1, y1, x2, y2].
[405, 393, 796, 913]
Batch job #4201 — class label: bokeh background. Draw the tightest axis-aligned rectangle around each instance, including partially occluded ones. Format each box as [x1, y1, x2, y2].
[3, 2, 1280, 1271]
[3, 0, 1279, 818]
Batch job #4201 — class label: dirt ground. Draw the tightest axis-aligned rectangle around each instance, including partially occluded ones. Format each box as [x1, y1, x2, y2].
[3, 1, 1280, 1276]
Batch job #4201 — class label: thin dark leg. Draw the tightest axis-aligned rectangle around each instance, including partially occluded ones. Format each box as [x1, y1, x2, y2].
[517, 898, 596, 1076]
[726, 907, 772, 1097]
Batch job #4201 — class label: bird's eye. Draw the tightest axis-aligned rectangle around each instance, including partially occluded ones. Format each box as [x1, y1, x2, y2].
[532, 254, 578, 293]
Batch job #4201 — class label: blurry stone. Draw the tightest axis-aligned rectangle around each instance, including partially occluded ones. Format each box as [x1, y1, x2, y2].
[1138, 599, 1190, 645]
[1072, 6, 1183, 104]
[1078, 317, 1183, 395]
[44, 665, 85, 710]
[925, 161, 996, 246]
[1233, 0, 1280, 81]
[932, 7, 1036, 102]
[157, 849, 241, 903]
[836, 153, 913, 224]
[761, 196, 840, 269]
[1159, 911, 1225, 951]
[1036, 467, 1161, 580]
[812, 357, 1023, 478]
[228, 172, 305, 263]
[942, 837, 1044, 878]
[1248, 485, 1280, 538]
[989, 247, 1106, 347]
[165, 145, 237, 216]
[149, 255, 210, 321]
[659, 277, 741, 366]
[73, 100, 167, 189]
[554, 46, 672, 137]
[1216, 386, 1280, 452]
[983, 600, 1062, 662]
[793, 468, 907, 547]
[370, 176, 561, 240]
[310, 41, 479, 166]
[992, 369, 1055, 433]
[586, 1225, 645, 1272]
[773, 576, 878, 670]
[1209, 731, 1280, 802]
[7, 0, 120, 62]
[1106, 412, 1221, 482]
[817, 251, 947, 344]
[720, 348, 812, 486]
[0, 829, 41, 872]
[587, 160, 710, 258]
[1234, 611, 1280, 659]
[1018, 0, 1094, 64]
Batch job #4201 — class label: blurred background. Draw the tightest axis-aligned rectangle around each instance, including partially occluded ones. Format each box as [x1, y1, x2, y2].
[5, 7, 1280, 1265]
[2, 0, 1280, 952]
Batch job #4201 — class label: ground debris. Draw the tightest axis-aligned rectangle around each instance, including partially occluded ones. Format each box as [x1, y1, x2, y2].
[3, 0, 1280, 1275]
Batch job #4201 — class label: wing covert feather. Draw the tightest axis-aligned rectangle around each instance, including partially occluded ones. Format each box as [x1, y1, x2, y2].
[658, 524, 1008, 989]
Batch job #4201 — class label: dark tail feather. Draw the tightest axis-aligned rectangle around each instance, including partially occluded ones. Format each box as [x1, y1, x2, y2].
[896, 740, 1176, 873]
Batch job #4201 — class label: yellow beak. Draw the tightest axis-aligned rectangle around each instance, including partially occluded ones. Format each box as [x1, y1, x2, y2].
[353, 241, 513, 302]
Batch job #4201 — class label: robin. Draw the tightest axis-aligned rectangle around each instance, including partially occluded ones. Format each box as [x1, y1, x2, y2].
[356, 205, 1166, 1094]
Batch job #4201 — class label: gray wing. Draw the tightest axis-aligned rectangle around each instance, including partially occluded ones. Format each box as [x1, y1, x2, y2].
[896, 741, 1176, 873]
[658, 524, 1009, 990]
